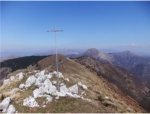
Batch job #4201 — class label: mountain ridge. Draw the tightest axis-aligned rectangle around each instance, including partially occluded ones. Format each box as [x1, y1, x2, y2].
[74, 56, 150, 111]
[0, 54, 147, 113]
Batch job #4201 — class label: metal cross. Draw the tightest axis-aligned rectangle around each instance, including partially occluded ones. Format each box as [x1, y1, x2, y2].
[47, 25, 63, 92]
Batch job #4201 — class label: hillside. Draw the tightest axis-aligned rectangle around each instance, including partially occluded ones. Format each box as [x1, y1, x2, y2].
[74, 56, 150, 111]
[0, 55, 146, 113]
[0, 55, 48, 80]
[0, 56, 19, 62]
[110, 51, 150, 82]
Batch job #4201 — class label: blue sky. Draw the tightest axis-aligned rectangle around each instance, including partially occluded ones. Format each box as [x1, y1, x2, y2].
[1, 1, 150, 57]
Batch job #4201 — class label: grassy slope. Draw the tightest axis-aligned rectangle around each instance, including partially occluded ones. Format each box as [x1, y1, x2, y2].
[32, 55, 146, 112]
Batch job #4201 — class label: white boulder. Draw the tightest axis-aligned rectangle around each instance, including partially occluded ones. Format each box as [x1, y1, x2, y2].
[6, 104, 16, 113]
[33, 87, 46, 98]
[78, 82, 87, 90]
[60, 85, 68, 93]
[35, 73, 40, 77]
[44, 79, 52, 88]
[45, 73, 53, 79]
[11, 88, 20, 93]
[33, 89, 41, 98]
[105, 96, 109, 100]
[46, 85, 57, 95]
[85, 98, 91, 102]
[10, 76, 15, 81]
[52, 81, 57, 85]
[78, 82, 82, 86]
[53, 71, 57, 75]
[35, 70, 45, 77]
[25, 75, 36, 88]
[60, 83, 64, 86]
[53, 71, 64, 78]
[23, 96, 39, 107]
[66, 93, 80, 98]
[3, 79, 10, 85]
[35, 75, 47, 87]
[81, 91, 85, 95]
[46, 96, 53, 103]
[16, 72, 24, 80]
[42, 105, 46, 107]
[0, 97, 11, 112]
[65, 78, 69, 82]
[72, 94, 81, 98]
[55, 96, 59, 100]
[33, 70, 39, 73]
[19, 84, 25, 89]
[40, 70, 45, 75]
[55, 91, 66, 97]
[82, 84, 88, 90]
[68, 84, 78, 94]
[55, 85, 79, 98]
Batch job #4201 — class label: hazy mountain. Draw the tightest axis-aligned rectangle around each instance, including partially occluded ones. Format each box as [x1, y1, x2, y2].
[83, 48, 114, 63]
[0, 55, 148, 112]
[82, 48, 150, 83]
[36, 49, 86, 56]
[110, 51, 150, 82]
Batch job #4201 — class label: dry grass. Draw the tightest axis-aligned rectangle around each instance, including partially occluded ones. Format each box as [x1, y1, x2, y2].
[0, 69, 37, 103]
[12, 96, 109, 113]
[56, 58, 146, 113]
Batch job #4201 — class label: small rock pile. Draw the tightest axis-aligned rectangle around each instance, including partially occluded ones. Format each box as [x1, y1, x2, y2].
[19, 70, 89, 107]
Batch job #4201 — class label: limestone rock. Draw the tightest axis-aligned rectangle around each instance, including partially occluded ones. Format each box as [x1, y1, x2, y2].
[46, 96, 53, 103]
[78, 82, 87, 90]
[3, 79, 10, 85]
[65, 78, 69, 82]
[19, 84, 25, 89]
[0, 97, 11, 112]
[23, 96, 39, 107]
[68, 84, 78, 94]
[53, 71, 64, 78]
[16, 72, 24, 80]
[10, 76, 15, 81]
[6, 104, 16, 113]
[25, 75, 36, 88]
[35, 75, 47, 87]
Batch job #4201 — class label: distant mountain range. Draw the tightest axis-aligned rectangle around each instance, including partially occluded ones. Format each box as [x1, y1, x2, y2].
[82, 48, 150, 83]
[35, 49, 86, 56]
[35, 48, 150, 57]
[1, 48, 150, 83]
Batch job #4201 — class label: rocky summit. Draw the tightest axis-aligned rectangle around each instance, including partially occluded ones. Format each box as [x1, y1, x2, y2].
[0, 70, 90, 113]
